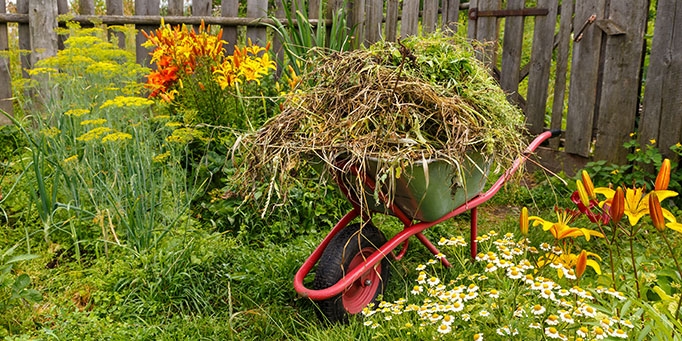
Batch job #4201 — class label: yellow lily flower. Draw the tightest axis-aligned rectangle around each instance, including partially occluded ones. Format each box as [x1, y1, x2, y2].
[537, 251, 602, 278]
[595, 186, 678, 226]
[529, 209, 604, 241]
[520, 207, 529, 236]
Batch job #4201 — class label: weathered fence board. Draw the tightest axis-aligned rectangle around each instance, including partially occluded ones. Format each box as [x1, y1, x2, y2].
[548, 0, 573, 149]
[0, 0, 10, 120]
[469, 0, 501, 67]
[135, 0, 160, 66]
[442, 0, 461, 32]
[422, 0, 439, 33]
[80, 0, 95, 15]
[193, 0, 211, 16]
[17, 0, 29, 77]
[565, 0, 606, 157]
[525, 0, 558, 135]
[639, 0, 682, 160]
[222, 0, 238, 54]
[499, 0, 525, 103]
[401, 0, 419, 38]
[106, 0, 125, 49]
[385, 0, 399, 41]
[592, 1, 649, 164]
[168, 0, 183, 16]
[246, 0, 268, 46]
[366, 0, 383, 44]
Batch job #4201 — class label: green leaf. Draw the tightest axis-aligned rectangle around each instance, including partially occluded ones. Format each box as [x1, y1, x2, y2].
[6, 253, 39, 264]
[12, 273, 31, 291]
[21, 289, 43, 303]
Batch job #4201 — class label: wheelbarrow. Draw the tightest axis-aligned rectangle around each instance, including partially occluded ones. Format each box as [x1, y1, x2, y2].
[293, 130, 560, 322]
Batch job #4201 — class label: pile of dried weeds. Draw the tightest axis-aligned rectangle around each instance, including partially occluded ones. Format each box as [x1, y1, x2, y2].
[234, 33, 527, 209]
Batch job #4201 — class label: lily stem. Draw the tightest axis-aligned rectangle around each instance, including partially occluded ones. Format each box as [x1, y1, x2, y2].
[660, 231, 682, 321]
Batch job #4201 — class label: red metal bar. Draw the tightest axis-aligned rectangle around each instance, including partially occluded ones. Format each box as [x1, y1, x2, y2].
[293, 131, 557, 300]
[416, 232, 452, 267]
[470, 207, 478, 258]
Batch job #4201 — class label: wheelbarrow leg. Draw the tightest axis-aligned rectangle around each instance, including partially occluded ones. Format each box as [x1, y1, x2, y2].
[470, 207, 478, 259]
[415, 232, 452, 268]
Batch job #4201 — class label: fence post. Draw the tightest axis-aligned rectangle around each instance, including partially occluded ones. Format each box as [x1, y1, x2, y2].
[17, 0, 29, 78]
[168, 0, 183, 15]
[246, 0, 268, 46]
[29, 0, 59, 106]
[639, 0, 682, 161]
[106, 0, 126, 49]
[135, 0, 160, 67]
[0, 0, 12, 122]
[222, 0, 238, 55]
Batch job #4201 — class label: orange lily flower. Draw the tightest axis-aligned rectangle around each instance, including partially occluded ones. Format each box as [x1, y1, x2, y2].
[520, 207, 529, 236]
[581, 170, 597, 200]
[529, 208, 604, 241]
[609, 186, 624, 224]
[575, 250, 588, 279]
[655, 158, 671, 190]
[595, 186, 678, 226]
[649, 192, 666, 232]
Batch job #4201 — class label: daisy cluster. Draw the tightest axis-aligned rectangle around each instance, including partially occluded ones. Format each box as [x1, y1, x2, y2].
[362, 231, 637, 340]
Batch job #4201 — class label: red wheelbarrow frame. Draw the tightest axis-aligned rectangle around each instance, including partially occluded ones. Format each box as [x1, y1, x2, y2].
[293, 130, 560, 301]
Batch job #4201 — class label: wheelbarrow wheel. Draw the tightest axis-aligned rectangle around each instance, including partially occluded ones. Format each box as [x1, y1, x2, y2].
[312, 222, 390, 323]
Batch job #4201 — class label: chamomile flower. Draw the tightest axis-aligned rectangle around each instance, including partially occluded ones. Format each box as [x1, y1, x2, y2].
[559, 311, 575, 324]
[426, 277, 440, 287]
[593, 326, 607, 339]
[485, 262, 498, 273]
[461, 313, 471, 321]
[479, 310, 490, 317]
[576, 326, 589, 337]
[545, 314, 560, 325]
[540, 242, 551, 251]
[437, 323, 452, 334]
[507, 266, 524, 279]
[415, 264, 426, 271]
[531, 304, 546, 315]
[435, 252, 446, 260]
[411, 285, 423, 295]
[442, 314, 455, 326]
[545, 327, 561, 339]
[467, 283, 479, 292]
[426, 259, 438, 265]
[529, 322, 542, 329]
[610, 328, 628, 338]
[473, 333, 483, 341]
[450, 301, 464, 312]
[488, 289, 500, 298]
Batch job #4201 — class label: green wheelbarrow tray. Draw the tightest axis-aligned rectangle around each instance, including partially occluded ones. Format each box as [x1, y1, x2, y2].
[337, 152, 492, 222]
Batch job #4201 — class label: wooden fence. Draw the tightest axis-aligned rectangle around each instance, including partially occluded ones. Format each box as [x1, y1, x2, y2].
[1, 0, 681, 173]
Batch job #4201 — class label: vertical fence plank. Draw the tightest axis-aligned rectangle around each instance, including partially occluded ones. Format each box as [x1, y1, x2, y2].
[593, 1, 649, 164]
[168, 0, 184, 15]
[17, 0, 29, 78]
[0, 0, 12, 121]
[401, 0, 419, 38]
[442, 0, 461, 33]
[525, 0, 559, 135]
[192, 0, 211, 16]
[136, 0, 160, 66]
[549, 0, 574, 148]
[365, 0, 383, 44]
[385, 0, 399, 41]
[467, 0, 478, 41]
[349, 0, 365, 46]
[422, 0, 438, 33]
[246, 0, 268, 46]
[640, 0, 682, 160]
[222, 0, 238, 54]
[474, 0, 501, 67]
[80, 0, 95, 15]
[499, 0, 525, 102]
[564, 0, 606, 157]
[29, 0, 58, 105]
[106, 0, 126, 49]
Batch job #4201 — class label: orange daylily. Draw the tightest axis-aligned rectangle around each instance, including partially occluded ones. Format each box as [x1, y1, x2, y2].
[649, 192, 666, 232]
[610, 186, 624, 224]
[575, 250, 588, 279]
[581, 170, 597, 200]
[655, 158, 671, 190]
[595, 186, 677, 226]
[520, 207, 529, 236]
[529, 208, 604, 241]
[538, 250, 602, 279]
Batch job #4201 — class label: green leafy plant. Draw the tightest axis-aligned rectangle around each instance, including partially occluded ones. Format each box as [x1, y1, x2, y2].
[0, 245, 41, 312]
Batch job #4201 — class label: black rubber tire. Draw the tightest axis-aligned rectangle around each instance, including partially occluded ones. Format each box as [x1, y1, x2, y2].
[312, 222, 391, 323]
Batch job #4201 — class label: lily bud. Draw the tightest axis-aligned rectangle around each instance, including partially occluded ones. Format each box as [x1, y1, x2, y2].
[520, 207, 529, 236]
[576, 180, 590, 207]
[581, 170, 596, 200]
[575, 250, 588, 279]
[610, 187, 624, 224]
[655, 158, 671, 190]
[649, 192, 666, 232]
